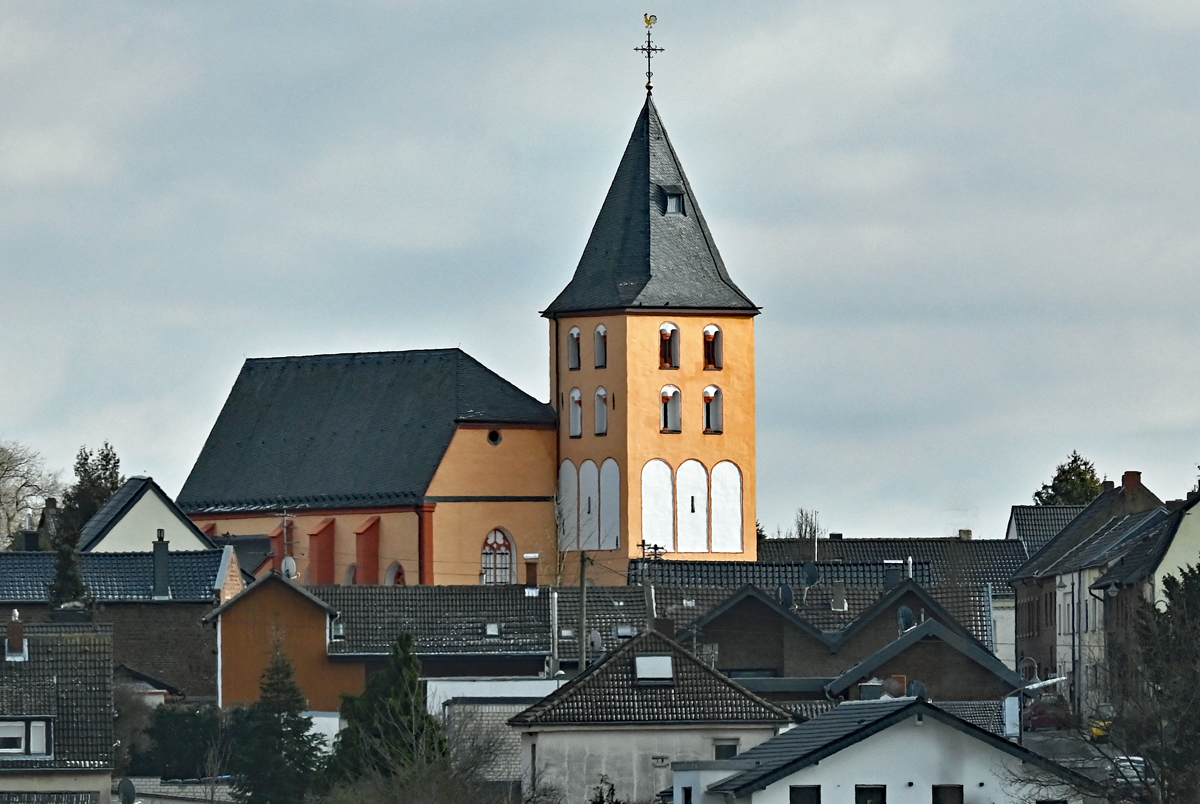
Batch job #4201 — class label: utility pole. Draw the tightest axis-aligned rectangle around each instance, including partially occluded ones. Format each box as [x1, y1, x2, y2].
[578, 550, 588, 672]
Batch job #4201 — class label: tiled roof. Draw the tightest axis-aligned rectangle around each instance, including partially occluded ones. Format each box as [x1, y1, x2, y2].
[0, 550, 227, 603]
[542, 95, 757, 317]
[212, 535, 273, 576]
[938, 701, 1005, 736]
[0, 624, 113, 771]
[757, 538, 1027, 598]
[508, 631, 792, 727]
[554, 587, 649, 661]
[779, 700, 839, 721]
[1092, 512, 1183, 590]
[178, 349, 556, 514]
[628, 560, 935, 589]
[78, 476, 216, 552]
[0, 795, 99, 804]
[1038, 509, 1168, 577]
[1007, 505, 1086, 555]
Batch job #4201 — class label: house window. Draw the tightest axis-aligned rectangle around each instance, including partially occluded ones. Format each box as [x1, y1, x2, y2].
[595, 388, 608, 435]
[660, 386, 681, 433]
[712, 739, 739, 760]
[634, 655, 674, 685]
[682, 788, 693, 804]
[790, 788, 821, 804]
[481, 529, 513, 585]
[567, 327, 581, 370]
[703, 385, 723, 434]
[855, 787, 886, 804]
[659, 323, 679, 368]
[594, 325, 607, 368]
[0, 721, 48, 755]
[569, 389, 582, 437]
[703, 324, 723, 369]
[932, 786, 964, 804]
[666, 193, 684, 215]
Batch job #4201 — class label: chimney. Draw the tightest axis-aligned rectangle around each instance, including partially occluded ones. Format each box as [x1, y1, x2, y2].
[1102, 480, 1115, 493]
[6, 612, 23, 658]
[905, 556, 914, 579]
[22, 532, 39, 551]
[884, 560, 903, 591]
[524, 553, 539, 589]
[1122, 471, 1142, 495]
[829, 532, 843, 540]
[153, 530, 169, 599]
[958, 529, 973, 541]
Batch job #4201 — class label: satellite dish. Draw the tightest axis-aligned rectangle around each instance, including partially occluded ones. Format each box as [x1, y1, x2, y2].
[118, 778, 137, 804]
[281, 556, 298, 580]
[777, 584, 794, 609]
[897, 605, 914, 632]
[907, 679, 927, 699]
[588, 629, 603, 654]
[802, 562, 820, 587]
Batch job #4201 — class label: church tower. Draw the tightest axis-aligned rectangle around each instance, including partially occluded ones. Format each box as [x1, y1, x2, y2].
[544, 94, 760, 582]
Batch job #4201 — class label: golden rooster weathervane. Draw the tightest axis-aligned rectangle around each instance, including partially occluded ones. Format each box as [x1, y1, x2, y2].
[634, 14, 663, 93]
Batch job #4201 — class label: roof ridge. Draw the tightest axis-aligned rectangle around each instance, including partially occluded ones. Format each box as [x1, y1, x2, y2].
[244, 347, 465, 365]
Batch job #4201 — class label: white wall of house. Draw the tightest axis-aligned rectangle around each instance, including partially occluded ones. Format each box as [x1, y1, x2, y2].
[1155, 505, 1200, 596]
[992, 598, 1016, 670]
[1053, 569, 1108, 711]
[424, 676, 564, 712]
[86, 489, 211, 552]
[522, 723, 781, 804]
[0, 771, 112, 803]
[674, 714, 1079, 804]
[303, 711, 342, 752]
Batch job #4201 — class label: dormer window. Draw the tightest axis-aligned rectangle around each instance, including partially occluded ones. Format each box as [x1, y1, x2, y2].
[594, 325, 607, 368]
[485, 623, 501, 637]
[703, 325, 723, 370]
[567, 328, 581, 371]
[661, 184, 685, 216]
[659, 323, 679, 369]
[0, 720, 49, 755]
[634, 655, 674, 685]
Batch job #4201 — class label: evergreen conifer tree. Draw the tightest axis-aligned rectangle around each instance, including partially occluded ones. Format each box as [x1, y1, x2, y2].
[1033, 450, 1103, 506]
[322, 633, 446, 787]
[60, 442, 124, 538]
[229, 646, 322, 804]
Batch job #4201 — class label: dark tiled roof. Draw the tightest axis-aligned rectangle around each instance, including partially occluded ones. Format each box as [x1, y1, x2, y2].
[0, 550, 228, 603]
[779, 700, 839, 721]
[757, 538, 1027, 598]
[628, 559, 935, 588]
[1039, 509, 1168, 576]
[542, 95, 757, 317]
[0, 795, 99, 804]
[508, 631, 792, 727]
[0, 624, 113, 771]
[938, 700, 1005, 736]
[177, 349, 556, 514]
[1092, 512, 1183, 590]
[1007, 505, 1086, 555]
[211, 535, 273, 576]
[78, 476, 216, 552]
[554, 587, 650, 661]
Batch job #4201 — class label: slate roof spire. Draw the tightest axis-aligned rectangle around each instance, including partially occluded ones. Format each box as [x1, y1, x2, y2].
[543, 95, 758, 317]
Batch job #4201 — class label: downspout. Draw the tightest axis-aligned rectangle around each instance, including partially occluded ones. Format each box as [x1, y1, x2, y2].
[216, 615, 223, 709]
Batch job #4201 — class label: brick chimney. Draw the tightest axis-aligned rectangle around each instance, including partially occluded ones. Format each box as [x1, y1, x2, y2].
[1102, 480, 1115, 493]
[958, 529, 973, 541]
[1122, 471, 1142, 495]
[153, 530, 169, 599]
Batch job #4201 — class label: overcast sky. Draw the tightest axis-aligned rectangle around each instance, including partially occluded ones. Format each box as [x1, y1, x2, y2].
[4, 1, 1200, 540]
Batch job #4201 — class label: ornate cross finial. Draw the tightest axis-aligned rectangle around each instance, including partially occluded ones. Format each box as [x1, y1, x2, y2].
[634, 14, 663, 93]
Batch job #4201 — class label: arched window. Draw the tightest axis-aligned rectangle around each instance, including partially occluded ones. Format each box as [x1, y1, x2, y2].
[594, 325, 607, 368]
[600, 459, 621, 550]
[482, 529, 514, 585]
[660, 386, 681, 433]
[676, 460, 709, 553]
[569, 388, 582, 437]
[580, 461, 600, 551]
[703, 325, 723, 369]
[641, 459, 674, 552]
[595, 387, 608, 435]
[703, 385, 723, 434]
[711, 461, 743, 552]
[559, 460, 579, 552]
[659, 323, 679, 369]
[385, 561, 406, 585]
[345, 564, 357, 585]
[567, 327, 581, 371]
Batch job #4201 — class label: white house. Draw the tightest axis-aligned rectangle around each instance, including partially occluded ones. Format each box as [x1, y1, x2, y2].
[674, 698, 1086, 804]
[78, 475, 217, 553]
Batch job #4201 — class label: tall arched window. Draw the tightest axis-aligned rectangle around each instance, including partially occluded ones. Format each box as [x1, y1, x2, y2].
[660, 385, 681, 433]
[703, 385, 723, 434]
[569, 388, 582, 437]
[659, 323, 679, 369]
[641, 459, 674, 553]
[594, 325, 607, 368]
[345, 564, 357, 585]
[600, 459, 621, 550]
[676, 460, 709, 553]
[703, 324, 723, 370]
[385, 561, 406, 585]
[482, 529, 514, 585]
[711, 462, 743, 552]
[579, 461, 600, 551]
[567, 327, 581, 371]
[595, 387, 608, 435]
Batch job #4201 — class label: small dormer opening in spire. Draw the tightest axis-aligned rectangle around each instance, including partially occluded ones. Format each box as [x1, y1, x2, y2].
[659, 323, 679, 369]
[568, 327, 581, 370]
[661, 184, 685, 216]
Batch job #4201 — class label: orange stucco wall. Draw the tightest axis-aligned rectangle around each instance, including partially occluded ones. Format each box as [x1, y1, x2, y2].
[217, 579, 365, 712]
[551, 313, 757, 584]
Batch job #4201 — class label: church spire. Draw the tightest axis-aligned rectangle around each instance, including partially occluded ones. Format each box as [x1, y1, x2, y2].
[543, 95, 758, 318]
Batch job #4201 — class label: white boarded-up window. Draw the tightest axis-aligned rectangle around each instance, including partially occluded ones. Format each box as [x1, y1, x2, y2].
[580, 460, 600, 551]
[558, 460, 579, 552]
[676, 460, 708, 553]
[711, 461, 743, 552]
[641, 460, 674, 553]
[600, 459, 620, 550]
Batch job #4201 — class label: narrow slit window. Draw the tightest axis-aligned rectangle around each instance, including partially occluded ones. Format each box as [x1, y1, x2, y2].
[594, 325, 607, 368]
[567, 327, 581, 371]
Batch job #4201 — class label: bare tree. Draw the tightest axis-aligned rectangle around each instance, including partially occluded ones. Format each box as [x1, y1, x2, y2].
[203, 711, 233, 804]
[0, 439, 62, 547]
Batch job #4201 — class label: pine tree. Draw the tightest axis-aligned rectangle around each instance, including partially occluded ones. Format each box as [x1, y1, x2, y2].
[1033, 450, 1103, 506]
[229, 647, 323, 804]
[322, 633, 446, 787]
[60, 442, 123, 538]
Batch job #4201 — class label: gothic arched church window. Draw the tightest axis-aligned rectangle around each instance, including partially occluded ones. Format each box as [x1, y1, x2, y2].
[481, 529, 514, 585]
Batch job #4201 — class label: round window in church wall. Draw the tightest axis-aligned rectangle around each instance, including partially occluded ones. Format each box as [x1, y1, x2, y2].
[488, 430, 502, 445]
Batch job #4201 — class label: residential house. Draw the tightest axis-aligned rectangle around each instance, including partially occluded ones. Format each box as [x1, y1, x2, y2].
[756, 532, 1028, 668]
[1011, 471, 1164, 711]
[509, 630, 793, 804]
[0, 544, 241, 699]
[77, 477, 217, 554]
[0, 621, 114, 803]
[1006, 504, 1086, 556]
[676, 697, 1086, 804]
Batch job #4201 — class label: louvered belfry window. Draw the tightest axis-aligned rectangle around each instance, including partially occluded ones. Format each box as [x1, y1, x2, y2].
[481, 529, 513, 585]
